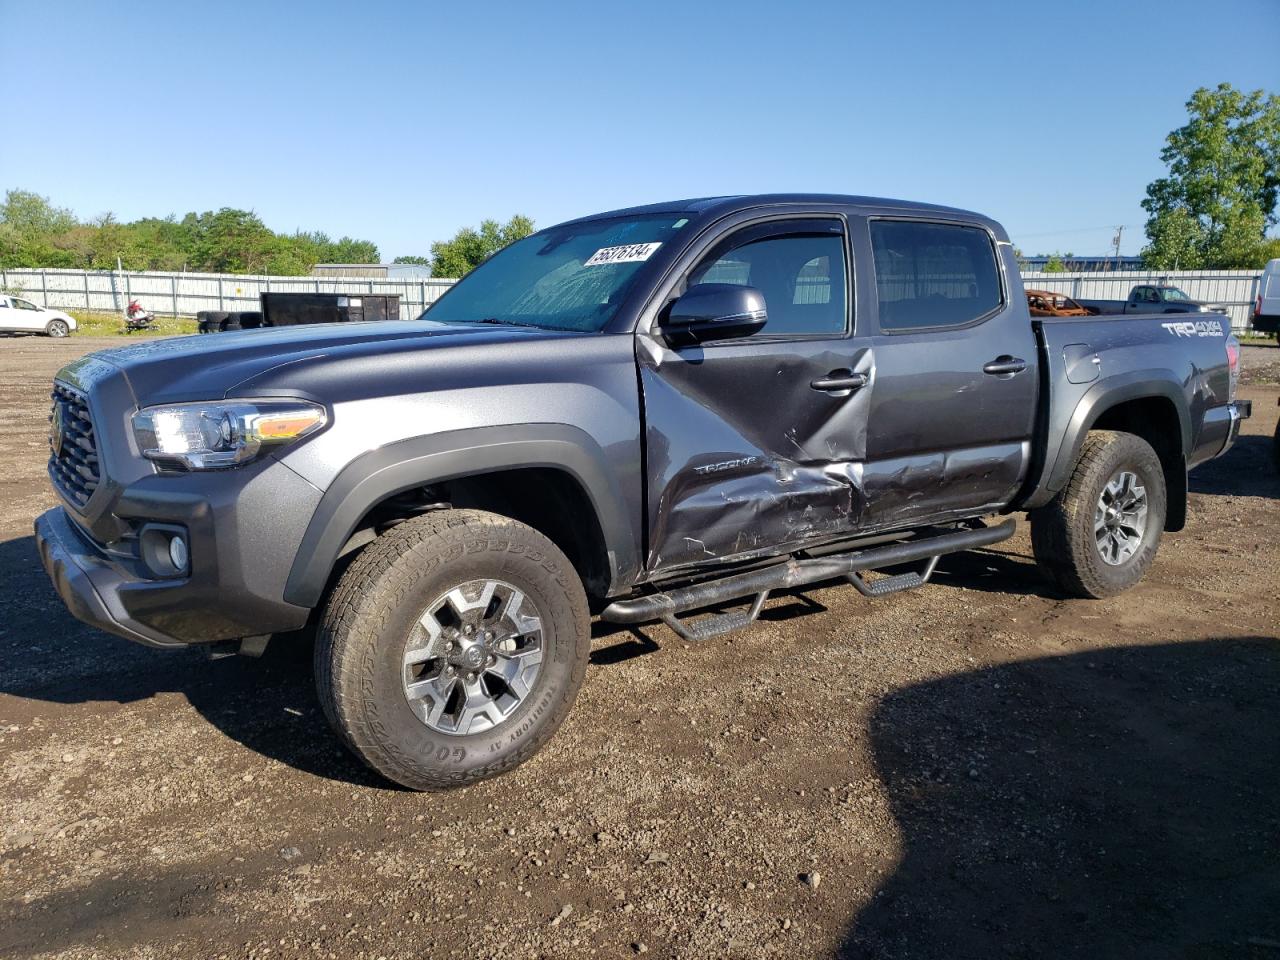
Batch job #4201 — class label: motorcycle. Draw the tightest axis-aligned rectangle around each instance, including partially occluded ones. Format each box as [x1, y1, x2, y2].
[124, 299, 155, 333]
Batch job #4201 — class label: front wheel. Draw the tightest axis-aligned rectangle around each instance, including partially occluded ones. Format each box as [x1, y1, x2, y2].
[45, 319, 70, 338]
[315, 509, 590, 790]
[1030, 431, 1167, 598]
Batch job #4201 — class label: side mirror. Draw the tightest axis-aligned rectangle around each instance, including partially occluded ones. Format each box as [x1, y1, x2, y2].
[660, 283, 767, 345]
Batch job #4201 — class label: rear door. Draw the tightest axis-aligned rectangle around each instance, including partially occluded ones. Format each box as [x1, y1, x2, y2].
[637, 214, 874, 576]
[855, 216, 1039, 529]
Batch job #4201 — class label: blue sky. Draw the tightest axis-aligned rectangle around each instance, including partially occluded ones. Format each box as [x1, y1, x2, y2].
[1, 0, 1277, 259]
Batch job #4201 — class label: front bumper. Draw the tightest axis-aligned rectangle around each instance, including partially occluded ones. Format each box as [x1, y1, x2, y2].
[35, 506, 185, 648]
[35, 452, 321, 647]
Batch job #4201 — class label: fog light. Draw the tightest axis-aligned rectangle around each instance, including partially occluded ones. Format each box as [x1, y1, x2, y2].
[138, 523, 190, 578]
[168, 534, 189, 573]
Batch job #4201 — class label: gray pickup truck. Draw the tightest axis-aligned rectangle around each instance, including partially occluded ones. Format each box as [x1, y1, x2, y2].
[1078, 283, 1227, 316]
[35, 194, 1250, 790]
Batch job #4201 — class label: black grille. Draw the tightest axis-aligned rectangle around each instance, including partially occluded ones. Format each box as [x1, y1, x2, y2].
[48, 383, 100, 508]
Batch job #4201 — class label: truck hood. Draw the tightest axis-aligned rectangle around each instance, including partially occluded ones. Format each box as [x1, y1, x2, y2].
[57, 320, 577, 405]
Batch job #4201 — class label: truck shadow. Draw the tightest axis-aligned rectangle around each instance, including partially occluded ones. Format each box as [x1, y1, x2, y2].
[839, 635, 1280, 959]
[0, 534, 386, 789]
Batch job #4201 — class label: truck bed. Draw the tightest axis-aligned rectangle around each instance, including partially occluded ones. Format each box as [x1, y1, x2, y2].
[1025, 313, 1237, 507]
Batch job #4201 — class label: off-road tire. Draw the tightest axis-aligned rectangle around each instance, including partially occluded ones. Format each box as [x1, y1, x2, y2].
[1030, 430, 1167, 599]
[315, 509, 590, 790]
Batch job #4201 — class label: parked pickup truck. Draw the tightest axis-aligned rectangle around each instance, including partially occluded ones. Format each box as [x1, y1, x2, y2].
[34, 194, 1251, 790]
[1077, 284, 1228, 316]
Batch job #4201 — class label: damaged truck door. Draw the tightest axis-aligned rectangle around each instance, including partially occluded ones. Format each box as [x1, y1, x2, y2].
[857, 218, 1038, 528]
[638, 215, 874, 574]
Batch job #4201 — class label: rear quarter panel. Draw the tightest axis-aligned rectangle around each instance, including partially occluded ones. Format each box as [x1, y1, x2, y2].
[1025, 313, 1232, 507]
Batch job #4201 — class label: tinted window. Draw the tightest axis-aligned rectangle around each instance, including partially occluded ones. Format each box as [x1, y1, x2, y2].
[689, 230, 846, 336]
[870, 221, 1002, 331]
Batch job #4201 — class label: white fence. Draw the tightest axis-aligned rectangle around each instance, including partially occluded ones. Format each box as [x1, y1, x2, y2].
[0, 267, 458, 321]
[0, 266, 1268, 332]
[1021, 270, 1263, 332]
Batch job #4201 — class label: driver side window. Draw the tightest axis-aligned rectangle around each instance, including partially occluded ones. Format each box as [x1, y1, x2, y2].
[687, 221, 848, 337]
[13, 298, 38, 311]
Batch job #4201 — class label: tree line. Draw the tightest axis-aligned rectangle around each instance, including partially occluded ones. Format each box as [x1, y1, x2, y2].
[0, 193, 381, 275]
[0, 190, 537, 279]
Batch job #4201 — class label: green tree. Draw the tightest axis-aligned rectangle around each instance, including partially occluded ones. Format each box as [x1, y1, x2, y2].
[1142, 83, 1280, 269]
[0, 189, 78, 267]
[393, 255, 431, 265]
[1042, 252, 1074, 273]
[430, 214, 534, 278]
[323, 236, 380, 264]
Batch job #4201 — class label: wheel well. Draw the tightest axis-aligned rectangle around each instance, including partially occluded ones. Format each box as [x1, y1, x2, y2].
[1089, 397, 1187, 531]
[348, 468, 612, 604]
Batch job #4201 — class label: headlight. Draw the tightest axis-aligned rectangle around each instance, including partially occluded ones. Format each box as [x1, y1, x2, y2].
[132, 399, 327, 470]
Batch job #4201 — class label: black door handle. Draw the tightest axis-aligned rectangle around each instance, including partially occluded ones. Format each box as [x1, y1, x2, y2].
[811, 372, 869, 393]
[983, 356, 1027, 376]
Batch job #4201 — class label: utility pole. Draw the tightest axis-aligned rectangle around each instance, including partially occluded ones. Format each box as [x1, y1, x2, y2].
[1111, 226, 1124, 271]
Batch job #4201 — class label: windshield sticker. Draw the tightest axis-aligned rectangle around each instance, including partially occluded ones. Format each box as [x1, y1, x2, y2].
[584, 242, 662, 266]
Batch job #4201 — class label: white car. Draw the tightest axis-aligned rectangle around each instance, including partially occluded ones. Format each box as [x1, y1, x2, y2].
[0, 295, 77, 337]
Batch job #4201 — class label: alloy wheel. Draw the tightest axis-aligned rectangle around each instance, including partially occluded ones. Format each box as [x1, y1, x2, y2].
[402, 578, 544, 735]
[1094, 470, 1148, 565]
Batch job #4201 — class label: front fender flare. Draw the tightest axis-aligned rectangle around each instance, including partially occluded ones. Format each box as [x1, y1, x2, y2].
[283, 424, 638, 607]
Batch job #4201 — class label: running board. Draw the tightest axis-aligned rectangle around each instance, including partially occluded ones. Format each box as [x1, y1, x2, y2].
[602, 520, 1014, 640]
[847, 556, 941, 597]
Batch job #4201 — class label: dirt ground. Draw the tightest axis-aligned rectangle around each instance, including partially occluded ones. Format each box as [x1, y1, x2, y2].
[1, 336, 1277, 960]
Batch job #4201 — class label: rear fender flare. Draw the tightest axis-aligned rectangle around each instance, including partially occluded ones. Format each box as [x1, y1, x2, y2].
[1029, 371, 1190, 509]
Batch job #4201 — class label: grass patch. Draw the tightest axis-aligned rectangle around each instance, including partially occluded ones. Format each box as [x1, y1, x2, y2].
[70, 310, 197, 337]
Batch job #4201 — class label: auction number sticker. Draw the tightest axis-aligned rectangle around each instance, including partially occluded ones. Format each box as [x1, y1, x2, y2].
[584, 242, 662, 266]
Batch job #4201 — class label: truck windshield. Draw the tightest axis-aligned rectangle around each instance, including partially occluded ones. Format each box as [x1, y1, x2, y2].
[1162, 287, 1191, 301]
[420, 214, 690, 332]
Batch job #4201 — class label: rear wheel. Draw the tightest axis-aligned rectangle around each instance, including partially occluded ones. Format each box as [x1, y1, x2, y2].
[45, 319, 70, 338]
[315, 509, 590, 790]
[1030, 431, 1167, 598]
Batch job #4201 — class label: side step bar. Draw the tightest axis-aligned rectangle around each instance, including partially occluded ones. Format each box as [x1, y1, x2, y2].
[601, 519, 1015, 641]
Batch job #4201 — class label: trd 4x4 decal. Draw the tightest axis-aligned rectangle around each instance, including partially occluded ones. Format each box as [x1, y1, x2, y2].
[1162, 319, 1224, 338]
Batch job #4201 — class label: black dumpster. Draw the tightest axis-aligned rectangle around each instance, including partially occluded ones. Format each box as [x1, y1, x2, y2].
[258, 293, 401, 327]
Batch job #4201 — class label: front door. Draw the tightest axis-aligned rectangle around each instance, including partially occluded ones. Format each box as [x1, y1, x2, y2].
[857, 217, 1039, 529]
[9, 297, 46, 331]
[638, 217, 874, 577]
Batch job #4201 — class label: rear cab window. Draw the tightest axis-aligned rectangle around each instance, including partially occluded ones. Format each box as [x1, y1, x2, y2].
[869, 220, 1003, 332]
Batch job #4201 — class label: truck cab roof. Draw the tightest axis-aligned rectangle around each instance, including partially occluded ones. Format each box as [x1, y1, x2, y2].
[561, 194, 1006, 237]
